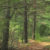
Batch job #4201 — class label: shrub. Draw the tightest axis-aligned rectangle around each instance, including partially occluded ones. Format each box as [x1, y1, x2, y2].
[39, 24, 49, 36]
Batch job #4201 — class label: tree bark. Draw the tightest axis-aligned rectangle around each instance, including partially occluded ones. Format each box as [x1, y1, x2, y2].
[24, 0, 28, 43]
[32, 0, 37, 40]
[1, 0, 11, 50]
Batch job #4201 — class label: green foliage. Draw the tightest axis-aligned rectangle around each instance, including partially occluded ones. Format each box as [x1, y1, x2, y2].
[0, 0, 50, 43]
[39, 24, 50, 36]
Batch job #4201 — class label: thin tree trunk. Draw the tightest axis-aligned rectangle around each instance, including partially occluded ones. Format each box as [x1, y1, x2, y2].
[32, 0, 37, 40]
[24, 0, 28, 43]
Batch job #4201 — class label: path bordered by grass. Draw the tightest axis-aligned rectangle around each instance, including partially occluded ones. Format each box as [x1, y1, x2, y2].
[18, 40, 50, 50]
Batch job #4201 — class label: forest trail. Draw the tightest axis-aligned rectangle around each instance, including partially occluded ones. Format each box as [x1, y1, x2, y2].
[18, 40, 50, 50]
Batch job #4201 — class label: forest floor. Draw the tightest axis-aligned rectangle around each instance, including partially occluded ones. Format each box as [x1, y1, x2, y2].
[17, 40, 50, 50]
[0, 40, 50, 50]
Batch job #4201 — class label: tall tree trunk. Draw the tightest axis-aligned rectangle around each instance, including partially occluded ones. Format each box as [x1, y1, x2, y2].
[24, 0, 28, 43]
[2, 18, 10, 50]
[32, 0, 37, 40]
[1, 0, 11, 50]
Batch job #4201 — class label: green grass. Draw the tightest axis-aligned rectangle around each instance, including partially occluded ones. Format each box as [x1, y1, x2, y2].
[36, 33, 50, 42]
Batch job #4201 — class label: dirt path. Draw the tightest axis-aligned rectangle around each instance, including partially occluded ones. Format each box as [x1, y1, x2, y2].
[18, 40, 50, 50]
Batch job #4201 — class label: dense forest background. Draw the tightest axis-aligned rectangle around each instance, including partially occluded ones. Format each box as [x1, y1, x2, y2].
[0, 0, 50, 50]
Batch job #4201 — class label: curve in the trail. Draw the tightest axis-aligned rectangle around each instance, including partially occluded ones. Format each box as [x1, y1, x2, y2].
[18, 40, 50, 50]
